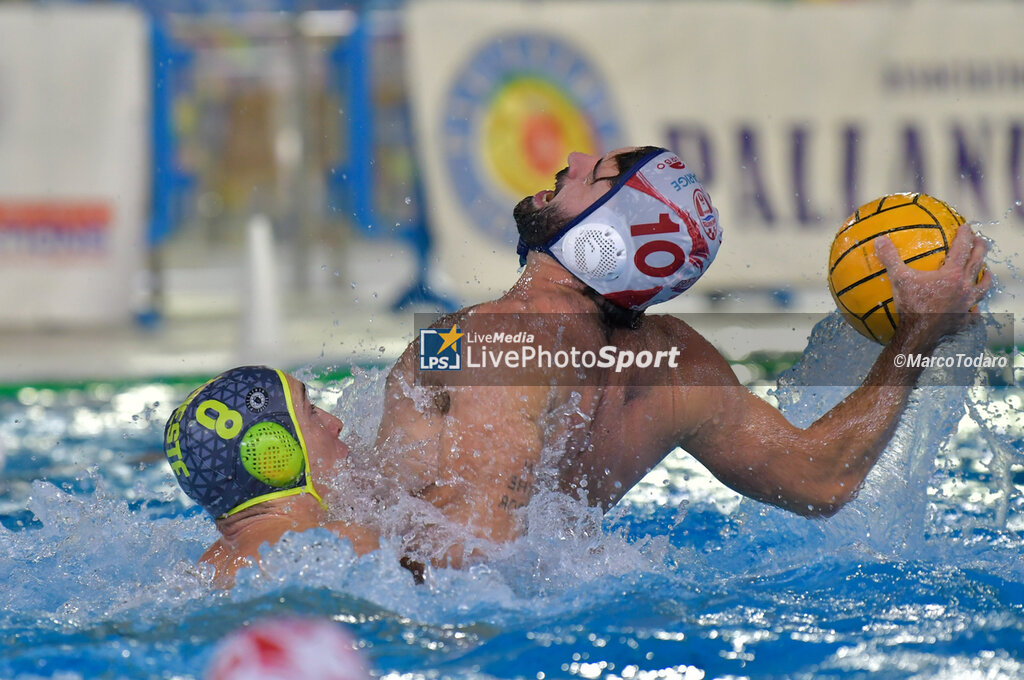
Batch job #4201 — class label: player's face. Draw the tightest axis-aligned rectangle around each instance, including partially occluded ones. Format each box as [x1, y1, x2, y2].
[285, 376, 349, 486]
[514, 147, 637, 244]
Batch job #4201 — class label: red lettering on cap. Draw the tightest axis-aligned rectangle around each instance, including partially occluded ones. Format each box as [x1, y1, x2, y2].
[635, 240, 686, 277]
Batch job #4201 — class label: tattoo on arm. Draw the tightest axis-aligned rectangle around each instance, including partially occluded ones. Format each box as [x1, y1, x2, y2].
[497, 463, 535, 513]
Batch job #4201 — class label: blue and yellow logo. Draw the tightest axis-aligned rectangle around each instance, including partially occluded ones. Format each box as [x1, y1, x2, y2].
[444, 33, 622, 245]
[419, 324, 464, 371]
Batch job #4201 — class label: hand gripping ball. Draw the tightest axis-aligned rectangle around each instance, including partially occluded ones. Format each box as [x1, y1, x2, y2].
[827, 192, 966, 344]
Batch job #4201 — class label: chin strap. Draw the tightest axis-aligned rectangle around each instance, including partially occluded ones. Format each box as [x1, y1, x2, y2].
[516, 238, 531, 266]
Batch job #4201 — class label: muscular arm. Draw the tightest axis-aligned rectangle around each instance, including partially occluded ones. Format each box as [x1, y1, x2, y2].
[679, 341, 923, 516]
[675, 225, 991, 516]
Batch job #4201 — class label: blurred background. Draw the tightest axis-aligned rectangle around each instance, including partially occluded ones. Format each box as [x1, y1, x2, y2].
[0, 0, 1020, 387]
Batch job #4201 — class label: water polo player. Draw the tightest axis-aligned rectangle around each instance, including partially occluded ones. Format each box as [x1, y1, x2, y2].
[374, 145, 990, 569]
[164, 366, 378, 586]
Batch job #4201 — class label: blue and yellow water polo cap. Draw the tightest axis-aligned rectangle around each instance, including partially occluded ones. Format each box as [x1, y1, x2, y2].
[163, 366, 324, 518]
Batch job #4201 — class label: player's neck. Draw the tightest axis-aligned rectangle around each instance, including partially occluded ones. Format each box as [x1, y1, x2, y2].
[215, 494, 325, 543]
[517, 251, 590, 297]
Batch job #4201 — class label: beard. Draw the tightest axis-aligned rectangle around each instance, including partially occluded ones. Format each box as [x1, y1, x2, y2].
[512, 197, 570, 247]
[513, 168, 571, 247]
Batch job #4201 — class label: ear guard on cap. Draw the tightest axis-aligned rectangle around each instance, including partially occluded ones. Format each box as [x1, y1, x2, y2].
[555, 223, 629, 282]
[223, 369, 326, 517]
[240, 422, 306, 488]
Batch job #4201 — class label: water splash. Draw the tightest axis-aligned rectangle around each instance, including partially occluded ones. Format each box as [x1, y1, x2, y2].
[0, 315, 1021, 678]
[0, 478, 216, 631]
[727, 313, 1019, 577]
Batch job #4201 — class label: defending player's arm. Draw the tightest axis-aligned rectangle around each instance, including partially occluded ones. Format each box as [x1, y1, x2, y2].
[676, 225, 990, 516]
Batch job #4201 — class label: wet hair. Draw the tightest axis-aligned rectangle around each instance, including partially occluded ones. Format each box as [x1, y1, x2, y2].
[513, 193, 568, 249]
[515, 146, 664, 249]
[607, 146, 662, 181]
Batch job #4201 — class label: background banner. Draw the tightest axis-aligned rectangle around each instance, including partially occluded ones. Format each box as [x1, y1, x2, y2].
[0, 6, 149, 325]
[405, 0, 1024, 305]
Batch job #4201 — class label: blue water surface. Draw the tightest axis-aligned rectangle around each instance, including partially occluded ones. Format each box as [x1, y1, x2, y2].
[0, 315, 1021, 680]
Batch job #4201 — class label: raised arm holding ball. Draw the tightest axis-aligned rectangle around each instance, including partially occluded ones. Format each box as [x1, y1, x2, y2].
[656, 220, 989, 518]
[375, 147, 992, 570]
[166, 147, 991, 582]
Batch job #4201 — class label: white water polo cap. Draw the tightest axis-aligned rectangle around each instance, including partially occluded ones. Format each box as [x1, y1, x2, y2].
[531, 148, 722, 311]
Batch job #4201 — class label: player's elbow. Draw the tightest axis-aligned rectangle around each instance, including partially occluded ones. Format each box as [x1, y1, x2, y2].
[799, 499, 842, 519]
[793, 482, 856, 518]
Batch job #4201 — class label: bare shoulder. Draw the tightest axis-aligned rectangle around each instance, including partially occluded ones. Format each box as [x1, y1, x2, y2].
[641, 313, 705, 344]
[428, 296, 535, 324]
[630, 313, 736, 382]
[599, 312, 742, 441]
[388, 298, 529, 375]
[464, 297, 533, 315]
[199, 538, 227, 566]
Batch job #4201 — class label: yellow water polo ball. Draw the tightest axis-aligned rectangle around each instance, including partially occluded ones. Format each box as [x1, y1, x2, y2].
[828, 192, 966, 344]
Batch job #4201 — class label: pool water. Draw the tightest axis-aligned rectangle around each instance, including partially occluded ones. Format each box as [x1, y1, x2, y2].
[0, 315, 1021, 680]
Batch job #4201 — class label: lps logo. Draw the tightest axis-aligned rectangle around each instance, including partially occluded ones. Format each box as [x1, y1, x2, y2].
[419, 324, 464, 371]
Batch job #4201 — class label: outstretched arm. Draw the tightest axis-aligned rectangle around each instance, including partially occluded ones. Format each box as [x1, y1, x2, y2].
[678, 224, 990, 516]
